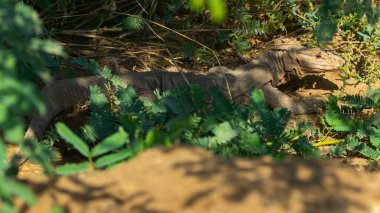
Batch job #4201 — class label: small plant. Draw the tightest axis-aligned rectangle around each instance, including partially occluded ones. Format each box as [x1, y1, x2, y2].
[322, 87, 380, 160]
[55, 123, 133, 174]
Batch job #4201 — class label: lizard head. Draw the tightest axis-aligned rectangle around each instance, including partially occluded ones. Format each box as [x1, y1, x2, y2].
[286, 46, 345, 77]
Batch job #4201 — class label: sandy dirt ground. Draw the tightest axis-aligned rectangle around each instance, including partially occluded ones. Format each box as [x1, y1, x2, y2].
[15, 146, 380, 213]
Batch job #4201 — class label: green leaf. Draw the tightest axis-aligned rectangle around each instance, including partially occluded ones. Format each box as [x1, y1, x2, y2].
[293, 137, 319, 157]
[0, 76, 46, 120]
[315, 19, 338, 43]
[368, 87, 380, 106]
[0, 175, 11, 200]
[5, 124, 24, 144]
[370, 127, 380, 148]
[344, 134, 380, 159]
[189, 0, 205, 13]
[122, 17, 145, 31]
[240, 131, 266, 155]
[357, 31, 371, 42]
[217, 31, 230, 43]
[117, 86, 144, 116]
[234, 39, 251, 52]
[164, 86, 203, 116]
[329, 143, 347, 157]
[73, 58, 99, 73]
[22, 140, 57, 175]
[325, 109, 358, 131]
[145, 129, 171, 146]
[91, 127, 128, 157]
[55, 162, 89, 175]
[200, 116, 219, 133]
[30, 39, 65, 56]
[51, 205, 65, 213]
[182, 42, 196, 59]
[346, 134, 360, 150]
[88, 85, 116, 140]
[0, 140, 6, 168]
[94, 149, 133, 168]
[189, 85, 206, 111]
[315, 0, 340, 43]
[249, 89, 268, 113]
[12, 182, 36, 207]
[56, 122, 90, 157]
[207, 0, 227, 23]
[0, 103, 7, 123]
[212, 122, 237, 144]
[110, 75, 127, 89]
[0, 202, 16, 213]
[4, 178, 36, 207]
[211, 88, 234, 118]
[359, 144, 380, 160]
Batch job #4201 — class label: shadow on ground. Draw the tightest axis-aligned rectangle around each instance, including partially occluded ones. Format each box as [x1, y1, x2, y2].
[16, 146, 380, 213]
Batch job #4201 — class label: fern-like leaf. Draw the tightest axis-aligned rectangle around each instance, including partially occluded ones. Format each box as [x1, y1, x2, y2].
[91, 127, 128, 157]
[122, 16, 145, 30]
[212, 121, 238, 144]
[56, 122, 90, 157]
[86, 86, 116, 140]
[94, 149, 133, 168]
[211, 87, 234, 118]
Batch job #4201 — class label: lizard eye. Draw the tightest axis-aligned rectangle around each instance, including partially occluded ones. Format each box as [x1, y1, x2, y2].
[316, 53, 322, 58]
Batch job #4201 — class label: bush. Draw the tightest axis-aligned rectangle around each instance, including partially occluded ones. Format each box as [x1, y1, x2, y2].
[0, 0, 63, 211]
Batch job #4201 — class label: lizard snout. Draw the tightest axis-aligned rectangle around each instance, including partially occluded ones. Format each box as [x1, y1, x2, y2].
[297, 52, 345, 73]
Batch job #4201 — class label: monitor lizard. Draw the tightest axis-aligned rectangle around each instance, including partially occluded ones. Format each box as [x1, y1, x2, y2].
[24, 45, 345, 140]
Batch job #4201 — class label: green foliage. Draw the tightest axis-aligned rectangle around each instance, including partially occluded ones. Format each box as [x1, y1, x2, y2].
[182, 42, 197, 59]
[55, 162, 90, 176]
[91, 128, 128, 157]
[26, 0, 379, 85]
[56, 123, 130, 173]
[313, 0, 380, 43]
[338, 17, 380, 84]
[323, 88, 380, 159]
[94, 149, 134, 168]
[0, 173, 36, 212]
[0, 0, 63, 210]
[207, 0, 228, 23]
[56, 123, 90, 158]
[189, 0, 206, 13]
[51, 205, 65, 213]
[233, 39, 251, 52]
[85, 85, 116, 140]
[295, 1, 380, 83]
[230, 0, 298, 37]
[122, 16, 146, 31]
[54, 69, 318, 172]
[189, 0, 227, 23]
[2, 0, 379, 210]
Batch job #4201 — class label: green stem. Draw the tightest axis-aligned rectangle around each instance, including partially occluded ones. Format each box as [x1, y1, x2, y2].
[88, 155, 94, 170]
[265, 135, 300, 146]
[313, 139, 345, 147]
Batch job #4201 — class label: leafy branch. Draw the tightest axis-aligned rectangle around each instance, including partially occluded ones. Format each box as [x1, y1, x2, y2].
[322, 87, 380, 160]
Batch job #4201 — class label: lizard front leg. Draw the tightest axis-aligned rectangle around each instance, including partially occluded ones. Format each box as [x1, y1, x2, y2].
[259, 84, 323, 114]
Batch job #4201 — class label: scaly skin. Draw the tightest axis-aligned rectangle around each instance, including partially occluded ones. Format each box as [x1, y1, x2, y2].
[25, 45, 345, 140]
